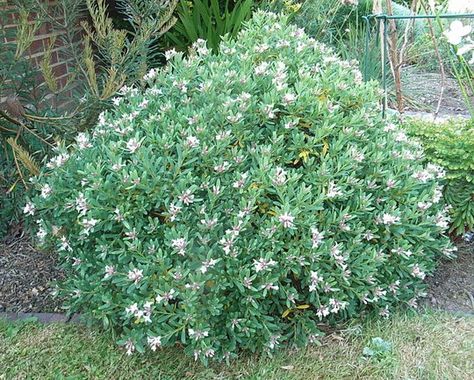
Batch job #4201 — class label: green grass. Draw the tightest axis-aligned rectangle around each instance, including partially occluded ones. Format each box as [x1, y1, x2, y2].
[1, 311, 473, 380]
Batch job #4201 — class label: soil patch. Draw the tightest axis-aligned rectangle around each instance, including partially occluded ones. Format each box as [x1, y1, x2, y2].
[0, 234, 65, 313]
[400, 65, 473, 117]
[425, 240, 474, 314]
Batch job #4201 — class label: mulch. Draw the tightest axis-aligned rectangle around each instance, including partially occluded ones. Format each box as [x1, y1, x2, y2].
[0, 233, 65, 313]
[0, 232, 473, 318]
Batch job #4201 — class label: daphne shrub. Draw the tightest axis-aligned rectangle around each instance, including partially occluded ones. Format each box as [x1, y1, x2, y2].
[26, 12, 454, 362]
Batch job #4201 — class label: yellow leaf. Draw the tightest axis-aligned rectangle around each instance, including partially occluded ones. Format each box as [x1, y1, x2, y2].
[282, 309, 292, 318]
[317, 91, 328, 102]
[296, 304, 310, 309]
[299, 149, 310, 162]
[322, 140, 329, 156]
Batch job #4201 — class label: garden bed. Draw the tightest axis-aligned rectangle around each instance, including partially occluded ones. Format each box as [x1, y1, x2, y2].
[0, 234, 64, 313]
[400, 65, 473, 117]
[1, 233, 473, 316]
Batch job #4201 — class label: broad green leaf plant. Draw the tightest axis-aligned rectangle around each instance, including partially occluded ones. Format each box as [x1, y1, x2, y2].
[167, 0, 254, 52]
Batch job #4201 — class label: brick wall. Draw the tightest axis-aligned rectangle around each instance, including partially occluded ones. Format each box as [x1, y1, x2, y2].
[0, 0, 79, 106]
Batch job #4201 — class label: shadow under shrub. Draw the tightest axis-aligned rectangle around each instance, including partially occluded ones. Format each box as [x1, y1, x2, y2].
[27, 12, 454, 363]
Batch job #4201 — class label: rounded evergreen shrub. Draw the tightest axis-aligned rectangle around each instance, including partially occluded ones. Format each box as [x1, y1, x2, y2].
[27, 12, 454, 362]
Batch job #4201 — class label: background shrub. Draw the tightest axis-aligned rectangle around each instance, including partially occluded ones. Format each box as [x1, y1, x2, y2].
[403, 118, 474, 234]
[28, 12, 453, 362]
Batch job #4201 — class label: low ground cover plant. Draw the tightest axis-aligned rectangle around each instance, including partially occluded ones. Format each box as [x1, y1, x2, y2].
[26, 12, 453, 363]
[403, 118, 474, 234]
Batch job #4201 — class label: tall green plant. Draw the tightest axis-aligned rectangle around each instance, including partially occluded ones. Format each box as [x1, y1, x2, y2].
[166, 0, 254, 52]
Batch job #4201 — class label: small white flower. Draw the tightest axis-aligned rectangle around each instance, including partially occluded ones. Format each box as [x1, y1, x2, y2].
[309, 271, 323, 292]
[383, 123, 397, 132]
[125, 303, 139, 316]
[36, 227, 47, 241]
[127, 268, 143, 284]
[147, 336, 162, 351]
[227, 113, 243, 124]
[412, 169, 434, 183]
[329, 298, 347, 314]
[417, 201, 432, 210]
[284, 119, 299, 129]
[156, 289, 176, 303]
[311, 227, 324, 248]
[75, 192, 88, 215]
[40, 184, 52, 198]
[46, 153, 69, 169]
[23, 202, 36, 216]
[394, 131, 408, 142]
[255, 62, 269, 76]
[165, 48, 178, 60]
[169, 203, 182, 221]
[278, 212, 295, 229]
[188, 328, 209, 341]
[326, 181, 342, 198]
[316, 306, 330, 319]
[432, 187, 443, 203]
[411, 264, 425, 279]
[200, 258, 218, 273]
[214, 161, 231, 173]
[379, 305, 390, 318]
[126, 138, 141, 153]
[104, 265, 115, 278]
[282, 93, 297, 105]
[262, 104, 277, 119]
[254, 43, 269, 53]
[143, 68, 157, 81]
[81, 218, 98, 235]
[382, 213, 400, 225]
[185, 135, 200, 148]
[171, 238, 187, 255]
[205, 349, 215, 358]
[59, 236, 72, 252]
[271, 167, 287, 186]
[253, 258, 277, 272]
[233, 172, 249, 189]
[200, 217, 218, 230]
[193, 39, 209, 55]
[179, 189, 195, 205]
[72, 257, 81, 266]
[125, 339, 135, 356]
[262, 282, 280, 292]
[350, 149, 365, 163]
[76, 133, 92, 150]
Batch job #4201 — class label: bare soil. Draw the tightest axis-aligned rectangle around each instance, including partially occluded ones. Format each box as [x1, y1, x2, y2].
[425, 240, 474, 314]
[399, 65, 473, 117]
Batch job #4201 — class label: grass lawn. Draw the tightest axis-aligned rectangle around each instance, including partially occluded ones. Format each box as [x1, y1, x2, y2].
[1, 310, 473, 380]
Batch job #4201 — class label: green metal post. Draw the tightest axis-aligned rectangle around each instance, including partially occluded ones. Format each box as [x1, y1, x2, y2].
[382, 16, 388, 118]
[363, 16, 371, 82]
